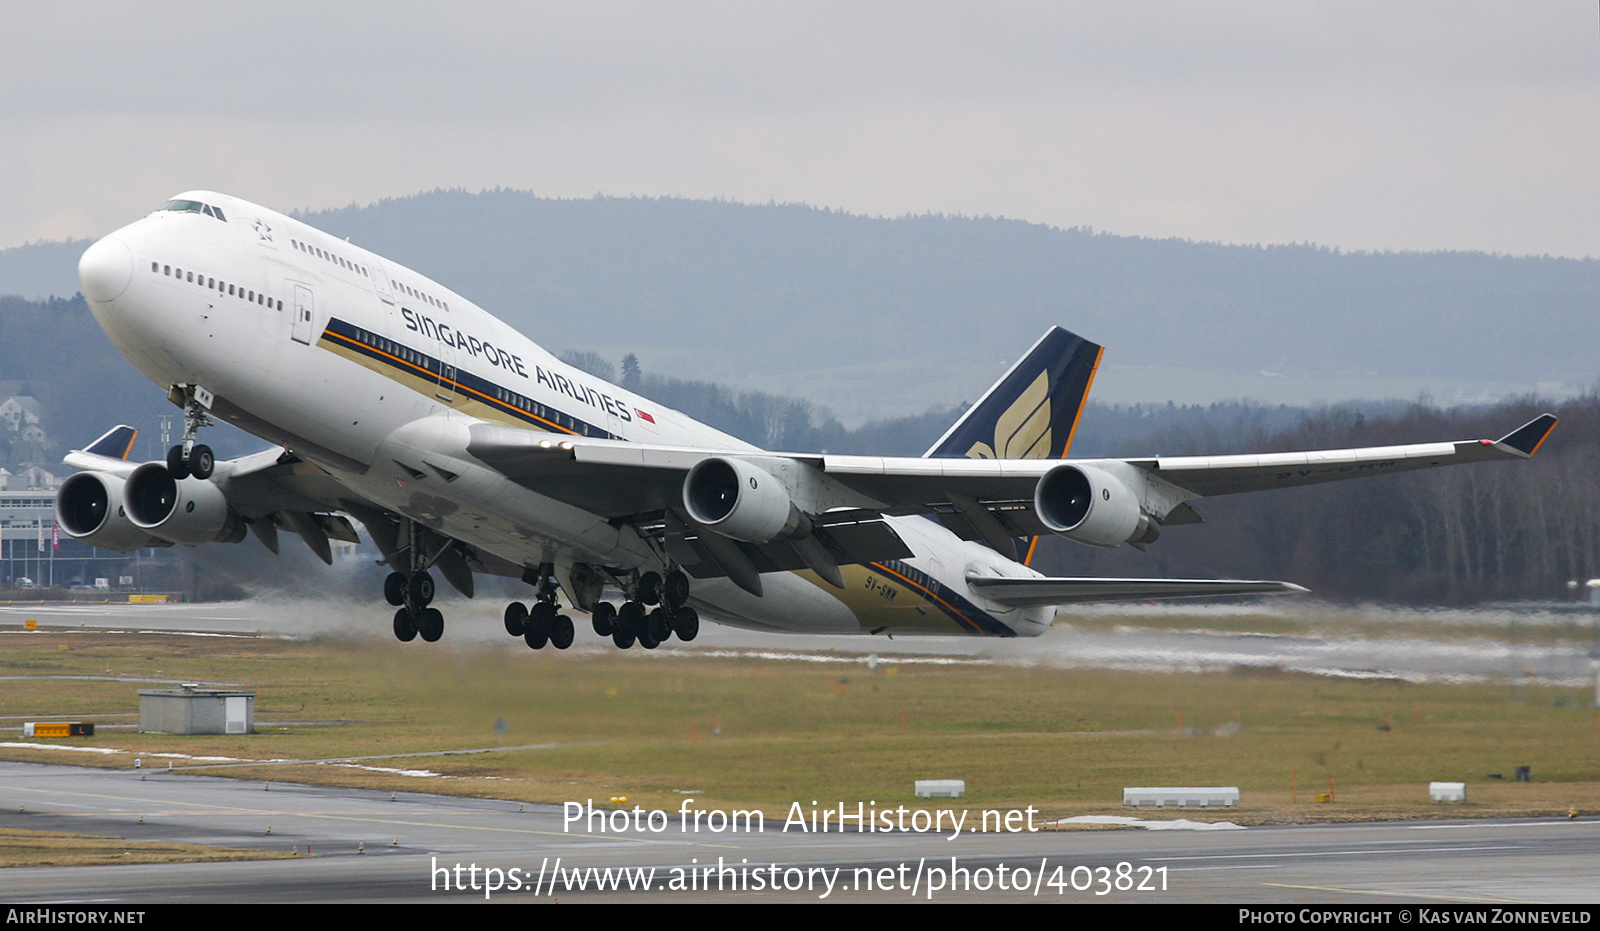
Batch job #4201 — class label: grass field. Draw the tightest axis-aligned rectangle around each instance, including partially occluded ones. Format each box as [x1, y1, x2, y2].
[0, 828, 288, 868]
[1, 625, 1596, 826]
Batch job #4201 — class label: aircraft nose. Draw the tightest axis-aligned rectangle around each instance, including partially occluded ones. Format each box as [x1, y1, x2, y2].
[79, 236, 133, 303]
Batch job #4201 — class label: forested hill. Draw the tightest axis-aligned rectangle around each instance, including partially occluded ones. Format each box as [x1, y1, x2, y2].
[2, 191, 1595, 419]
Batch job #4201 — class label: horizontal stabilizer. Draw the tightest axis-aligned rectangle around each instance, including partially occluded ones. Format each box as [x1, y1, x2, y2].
[968, 575, 1308, 607]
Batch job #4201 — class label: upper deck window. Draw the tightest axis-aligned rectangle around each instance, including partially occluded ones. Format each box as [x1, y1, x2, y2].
[159, 199, 227, 222]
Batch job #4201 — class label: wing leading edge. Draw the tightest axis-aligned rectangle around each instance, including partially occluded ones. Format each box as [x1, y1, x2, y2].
[465, 414, 1559, 543]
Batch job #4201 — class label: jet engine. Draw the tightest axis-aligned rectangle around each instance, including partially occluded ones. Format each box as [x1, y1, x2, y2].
[1034, 463, 1157, 548]
[123, 462, 246, 546]
[683, 456, 809, 543]
[55, 472, 168, 552]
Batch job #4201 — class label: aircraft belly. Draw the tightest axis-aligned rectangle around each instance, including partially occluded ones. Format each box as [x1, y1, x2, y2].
[690, 573, 863, 634]
[684, 559, 1034, 637]
[338, 452, 657, 571]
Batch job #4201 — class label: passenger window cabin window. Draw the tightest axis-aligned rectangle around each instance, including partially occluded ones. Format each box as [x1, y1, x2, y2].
[151, 262, 158, 272]
[164, 265, 171, 275]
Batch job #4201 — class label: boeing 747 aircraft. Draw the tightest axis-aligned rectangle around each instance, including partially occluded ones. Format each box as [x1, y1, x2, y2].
[61, 192, 1557, 648]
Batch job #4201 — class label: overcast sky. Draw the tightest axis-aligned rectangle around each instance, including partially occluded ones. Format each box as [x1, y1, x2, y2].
[3, 2, 1596, 256]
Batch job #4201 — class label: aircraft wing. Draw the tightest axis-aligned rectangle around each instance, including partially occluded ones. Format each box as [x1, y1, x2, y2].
[465, 414, 1558, 552]
[966, 576, 1308, 607]
[1116, 413, 1559, 498]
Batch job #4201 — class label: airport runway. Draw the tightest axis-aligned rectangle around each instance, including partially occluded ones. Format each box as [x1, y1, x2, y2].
[1, 600, 1595, 903]
[0, 761, 1594, 903]
[0, 597, 1594, 687]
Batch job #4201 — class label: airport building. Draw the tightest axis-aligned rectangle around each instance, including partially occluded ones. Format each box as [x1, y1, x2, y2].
[0, 487, 141, 590]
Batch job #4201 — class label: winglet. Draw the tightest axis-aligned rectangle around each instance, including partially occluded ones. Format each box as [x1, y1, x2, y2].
[1495, 414, 1558, 458]
[83, 425, 139, 461]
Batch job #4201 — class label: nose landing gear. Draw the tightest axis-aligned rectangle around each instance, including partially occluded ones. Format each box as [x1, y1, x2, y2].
[165, 387, 216, 481]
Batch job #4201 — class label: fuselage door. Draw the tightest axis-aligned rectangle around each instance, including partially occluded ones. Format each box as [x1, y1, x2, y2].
[436, 341, 458, 402]
[292, 284, 315, 345]
[369, 259, 395, 305]
[433, 317, 457, 402]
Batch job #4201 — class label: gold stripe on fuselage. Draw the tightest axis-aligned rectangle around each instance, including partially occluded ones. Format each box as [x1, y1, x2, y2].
[318, 328, 567, 435]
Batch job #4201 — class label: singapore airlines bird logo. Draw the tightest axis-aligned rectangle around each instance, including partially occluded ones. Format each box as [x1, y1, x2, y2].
[965, 371, 1052, 460]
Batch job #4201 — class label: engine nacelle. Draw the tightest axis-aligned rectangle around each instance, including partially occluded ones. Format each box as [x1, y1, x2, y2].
[683, 456, 807, 543]
[55, 472, 167, 552]
[1034, 463, 1152, 548]
[124, 462, 246, 546]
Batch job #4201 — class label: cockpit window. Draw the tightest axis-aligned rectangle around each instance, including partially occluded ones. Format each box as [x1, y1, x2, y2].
[159, 199, 227, 221]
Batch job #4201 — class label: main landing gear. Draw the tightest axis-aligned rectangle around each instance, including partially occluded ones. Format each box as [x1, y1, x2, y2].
[387, 520, 447, 643]
[503, 566, 575, 651]
[589, 569, 698, 651]
[499, 567, 699, 652]
[387, 568, 443, 643]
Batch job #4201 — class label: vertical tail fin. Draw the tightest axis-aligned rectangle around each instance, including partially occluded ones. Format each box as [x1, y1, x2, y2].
[924, 327, 1102, 564]
[924, 327, 1102, 461]
[83, 425, 139, 460]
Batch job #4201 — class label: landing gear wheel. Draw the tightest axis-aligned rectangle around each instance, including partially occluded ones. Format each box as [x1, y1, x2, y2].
[637, 627, 660, 650]
[550, 615, 575, 650]
[384, 572, 408, 607]
[671, 605, 699, 642]
[647, 607, 672, 644]
[392, 608, 417, 642]
[638, 571, 662, 606]
[615, 601, 644, 649]
[591, 601, 616, 637]
[664, 570, 690, 608]
[189, 444, 215, 480]
[166, 445, 190, 481]
[504, 602, 528, 636]
[408, 571, 435, 608]
[418, 607, 444, 642]
[529, 601, 555, 635]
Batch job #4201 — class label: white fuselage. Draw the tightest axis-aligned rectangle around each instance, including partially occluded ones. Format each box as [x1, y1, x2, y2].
[77, 191, 1052, 637]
